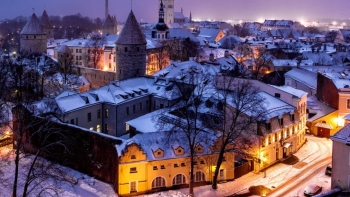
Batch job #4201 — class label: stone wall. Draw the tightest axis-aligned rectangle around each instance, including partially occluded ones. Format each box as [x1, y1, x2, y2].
[77, 66, 116, 89]
[13, 108, 122, 186]
[116, 44, 146, 81]
[20, 34, 47, 54]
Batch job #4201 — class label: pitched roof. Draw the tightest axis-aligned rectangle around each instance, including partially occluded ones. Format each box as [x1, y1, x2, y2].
[102, 14, 116, 28]
[40, 10, 53, 29]
[116, 11, 146, 45]
[21, 13, 45, 35]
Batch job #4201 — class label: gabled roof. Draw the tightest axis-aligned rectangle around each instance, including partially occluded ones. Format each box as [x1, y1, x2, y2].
[285, 68, 317, 89]
[40, 10, 53, 29]
[21, 13, 45, 35]
[116, 11, 146, 45]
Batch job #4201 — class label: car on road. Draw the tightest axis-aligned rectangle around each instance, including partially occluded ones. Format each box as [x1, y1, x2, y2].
[325, 165, 332, 176]
[304, 184, 322, 196]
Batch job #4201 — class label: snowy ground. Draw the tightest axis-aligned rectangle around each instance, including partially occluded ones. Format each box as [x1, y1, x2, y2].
[0, 135, 331, 197]
[0, 145, 117, 197]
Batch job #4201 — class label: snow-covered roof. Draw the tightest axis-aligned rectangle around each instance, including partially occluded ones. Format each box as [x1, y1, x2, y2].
[285, 68, 317, 89]
[116, 11, 146, 45]
[116, 124, 219, 161]
[258, 92, 295, 120]
[169, 28, 199, 43]
[153, 55, 242, 83]
[21, 13, 45, 35]
[307, 95, 336, 122]
[270, 85, 307, 98]
[331, 123, 350, 145]
[174, 12, 185, 19]
[54, 77, 181, 113]
[272, 59, 298, 67]
[198, 28, 221, 42]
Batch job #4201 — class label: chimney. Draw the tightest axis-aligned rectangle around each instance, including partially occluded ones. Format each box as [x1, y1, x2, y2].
[209, 53, 215, 61]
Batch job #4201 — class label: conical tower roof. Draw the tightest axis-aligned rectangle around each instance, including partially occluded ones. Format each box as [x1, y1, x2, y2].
[102, 14, 116, 28]
[40, 10, 53, 29]
[21, 13, 45, 35]
[116, 11, 146, 45]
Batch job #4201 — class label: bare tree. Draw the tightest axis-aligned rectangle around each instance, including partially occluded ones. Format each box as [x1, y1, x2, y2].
[85, 33, 106, 69]
[0, 54, 75, 197]
[211, 76, 266, 189]
[154, 70, 213, 196]
[165, 38, 203, 62]
[325, 30, 338, 42]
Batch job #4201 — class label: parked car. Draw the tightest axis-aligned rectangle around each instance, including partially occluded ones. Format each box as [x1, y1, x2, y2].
[325, 165, 332, 176]
[304, 184, 322, 196]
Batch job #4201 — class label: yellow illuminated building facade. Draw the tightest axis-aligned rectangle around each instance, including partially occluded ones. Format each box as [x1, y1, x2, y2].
[117, 136, 235, 196]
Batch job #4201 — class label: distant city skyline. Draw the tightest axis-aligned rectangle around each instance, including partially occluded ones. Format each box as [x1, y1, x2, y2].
[1, 0, 350, 23]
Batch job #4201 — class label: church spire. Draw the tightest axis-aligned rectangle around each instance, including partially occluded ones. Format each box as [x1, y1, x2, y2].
[158, 0, 165, 23]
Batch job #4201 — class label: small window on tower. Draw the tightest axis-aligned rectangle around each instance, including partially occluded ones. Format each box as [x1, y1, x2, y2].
[125, 47, 128, 52]
[137, 47, 139, 52]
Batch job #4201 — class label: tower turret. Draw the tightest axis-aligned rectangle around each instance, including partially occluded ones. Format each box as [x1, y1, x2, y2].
[40, 10, 54, 39]
[115, 11, 147, 81]
[20, 13, 47, 54]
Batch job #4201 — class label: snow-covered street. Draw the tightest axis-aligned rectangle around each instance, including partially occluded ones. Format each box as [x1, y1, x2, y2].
[138, 135, 332, 197]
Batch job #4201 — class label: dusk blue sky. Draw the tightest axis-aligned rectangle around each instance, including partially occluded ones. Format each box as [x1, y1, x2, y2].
[1, 0, 349, 22]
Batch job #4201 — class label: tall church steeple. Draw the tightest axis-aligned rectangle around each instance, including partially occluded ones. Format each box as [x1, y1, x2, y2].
[152, 0, 169, 40]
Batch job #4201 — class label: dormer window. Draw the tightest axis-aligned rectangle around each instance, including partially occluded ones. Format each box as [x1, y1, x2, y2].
[178, 149, 182, 153]
[131, 155, 136, 160]
[153, 166, 158, 170]
[160, 165, 165, 169]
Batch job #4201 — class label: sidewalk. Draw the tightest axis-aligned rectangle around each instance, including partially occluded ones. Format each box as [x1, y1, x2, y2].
[139, 135, 332, 197]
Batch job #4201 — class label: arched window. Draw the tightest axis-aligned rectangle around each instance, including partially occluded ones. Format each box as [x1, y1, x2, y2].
[172, 174, 186, 185]
[195, 171, 205, 182]
[152, 177, 166, 188]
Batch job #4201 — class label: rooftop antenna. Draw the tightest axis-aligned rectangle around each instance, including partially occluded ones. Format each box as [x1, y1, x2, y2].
[131, 0, 133, 10]
[32, 8, 35, 14]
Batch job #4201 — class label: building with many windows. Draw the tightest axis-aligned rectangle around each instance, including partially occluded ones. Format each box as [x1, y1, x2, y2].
[117, 113, 235, 196]
[47, 77, 181, 137]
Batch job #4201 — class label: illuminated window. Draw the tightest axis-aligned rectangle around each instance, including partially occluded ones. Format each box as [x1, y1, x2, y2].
[172, 174, 186, 185]
[105, 109, 109, 117]
[97, 125, 101, 132]
[152, 177, 165, 188]
[130, 167, 137, 173]
[195, 171, 205, 182]
[89, 127, 93, 130]
[105, 124, 108, 132]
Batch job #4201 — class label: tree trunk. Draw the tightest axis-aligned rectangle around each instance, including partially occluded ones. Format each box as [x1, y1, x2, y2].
[189, 155, 194, 196]
[212, 149, 225, 190]
[12, 142, 20, 197]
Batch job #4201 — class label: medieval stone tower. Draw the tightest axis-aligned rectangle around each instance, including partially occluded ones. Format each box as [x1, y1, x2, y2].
[115, 11, 147, 81]
[20, 13, 47, 54]
[40, 10, 54, 39]
[102, 15, 117, 35]
[160, 0, 174, 24]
